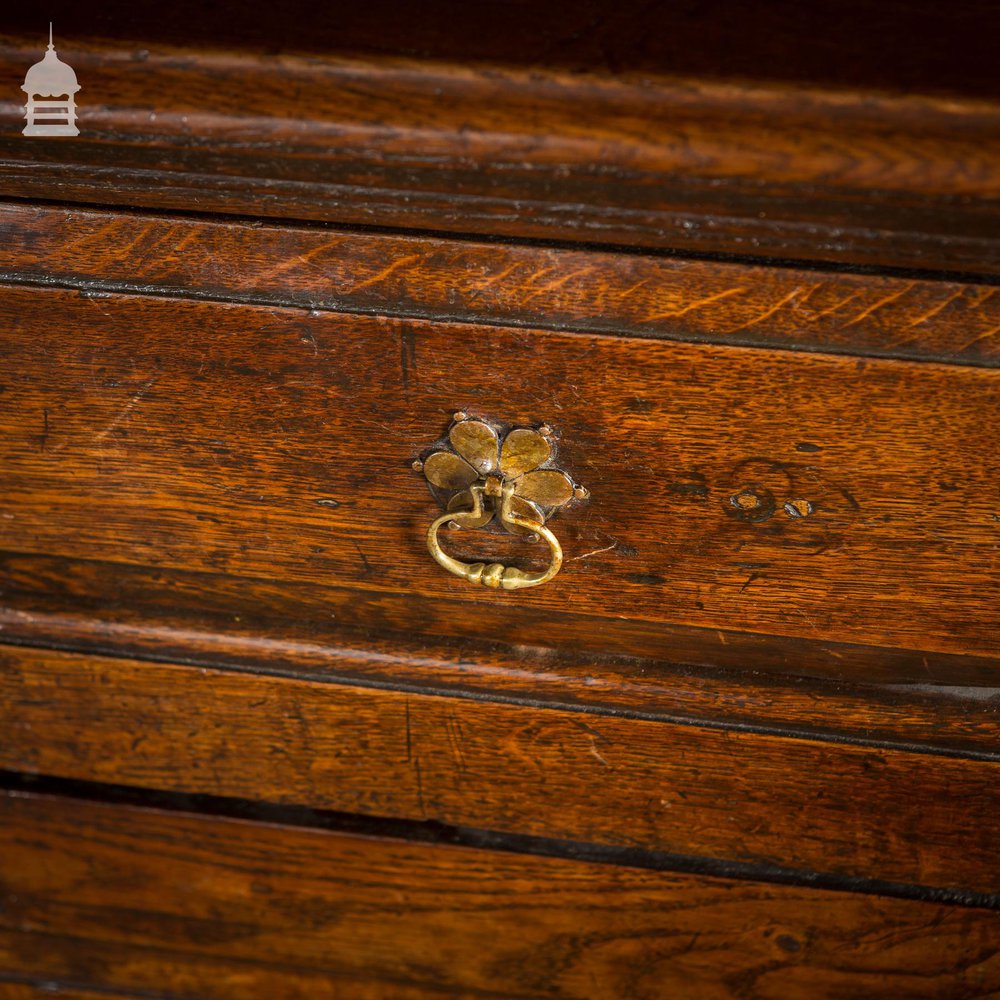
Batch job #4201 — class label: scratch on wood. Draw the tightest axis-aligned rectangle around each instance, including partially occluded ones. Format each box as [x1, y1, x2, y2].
[94, 375, 160, 441]
[352, 539, 374, 576]
[569, 543, 617, 562]
[82, 293, 115, 322]
[446, 713, 467, 773]
[399, 327, 417, 389]
[588, 736, 609, 767]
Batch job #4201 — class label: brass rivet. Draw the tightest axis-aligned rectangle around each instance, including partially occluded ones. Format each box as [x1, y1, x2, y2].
[538, 424, 553, 436]
[447, 520, 459, 530]
[411, 459, 424, 471]
[574, 485, 590, 499]
[453, 411, 468, 422]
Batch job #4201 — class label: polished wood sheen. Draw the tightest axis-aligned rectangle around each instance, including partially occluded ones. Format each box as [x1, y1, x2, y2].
[3, 647, 998, 894]
[1, 6, 997, 991]
[1, 582, 999, 756]
[0, 1, 998, 271]
[3, 790, 1000, 1000]
[1, 283, 997, 669]
[1, 204, 999, 367]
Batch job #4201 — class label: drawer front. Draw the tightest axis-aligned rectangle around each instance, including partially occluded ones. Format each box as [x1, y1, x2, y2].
[3, 646, 999, 895]
[0, 208, 998, 681]
[4, 789, 1000, 1000]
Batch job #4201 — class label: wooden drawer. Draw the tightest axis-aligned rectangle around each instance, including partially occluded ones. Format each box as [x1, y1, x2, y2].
[3, 788, 1000, 999]
[1, 203, 996, 905]
[0, 204, 998, 689]
[1, 8, 999, 996]
[3, 646, 999, 898]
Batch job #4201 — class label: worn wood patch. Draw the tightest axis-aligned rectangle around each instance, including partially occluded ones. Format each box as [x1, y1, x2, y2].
[2, 648, 999, 893]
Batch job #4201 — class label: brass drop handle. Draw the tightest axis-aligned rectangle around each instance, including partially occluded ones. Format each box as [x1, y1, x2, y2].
[427, 480, 563, 590]
[414, 414, 588, 591]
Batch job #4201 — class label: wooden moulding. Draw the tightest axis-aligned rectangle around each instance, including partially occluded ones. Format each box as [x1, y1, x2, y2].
[1, 553, 999, 757]
[1, 282, 998, 673]
[4, 789, 1000, 999]
[0, 27, 998, 272]
[1, 204, 999, 367]
[2, 647, 999, 896]
[3, 789, 1000, 998]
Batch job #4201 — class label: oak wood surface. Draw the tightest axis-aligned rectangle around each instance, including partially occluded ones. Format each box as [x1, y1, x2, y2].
[2, 574, 998, 757]
[1, 285, 997, 670]
[3, 647, 998, 894]
[2, 203, 999, 367]
[3, 790, 1000, 1000]
[2, 9, 998, 990]
[0, 17, 997, 272]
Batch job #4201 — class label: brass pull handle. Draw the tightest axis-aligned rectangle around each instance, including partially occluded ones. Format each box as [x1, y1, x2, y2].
[414, 414, 587, 591]
[427, 481, 563, 590]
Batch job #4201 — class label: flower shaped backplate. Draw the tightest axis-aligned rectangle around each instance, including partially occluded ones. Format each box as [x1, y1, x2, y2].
[419, 417, 581, 533]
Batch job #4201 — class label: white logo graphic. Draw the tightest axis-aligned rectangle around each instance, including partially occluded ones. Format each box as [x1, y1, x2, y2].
[22, 24, 80, 137]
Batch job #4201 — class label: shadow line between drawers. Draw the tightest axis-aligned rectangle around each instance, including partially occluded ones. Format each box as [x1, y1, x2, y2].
[3, 770, 999, 912]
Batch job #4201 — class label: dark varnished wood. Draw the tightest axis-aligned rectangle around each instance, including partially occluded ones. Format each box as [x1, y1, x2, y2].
[3, 790, 1000, 999]
[1, 554, 999, 756]
[3, 647, 998, 893]
[1, 204, 999, 366]
[1, 285, 997, 669]
[0, 987, 144, 1000]
[2, 6, 999, 992]
[5, 0, 1000, 100]
[0, 17, 997, 272]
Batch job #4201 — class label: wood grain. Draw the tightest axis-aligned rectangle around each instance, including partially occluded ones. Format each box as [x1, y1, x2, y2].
[1, 285, 997, 667]
[2, 553, 999, 755]
[5, 0, 999, 100]
[0, 18, 997, 272]
[3, 790, 1000, 999]
[3, 647, 998, 893]
[0, 986, 148, 1000]
[2, 203, 999, 366]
